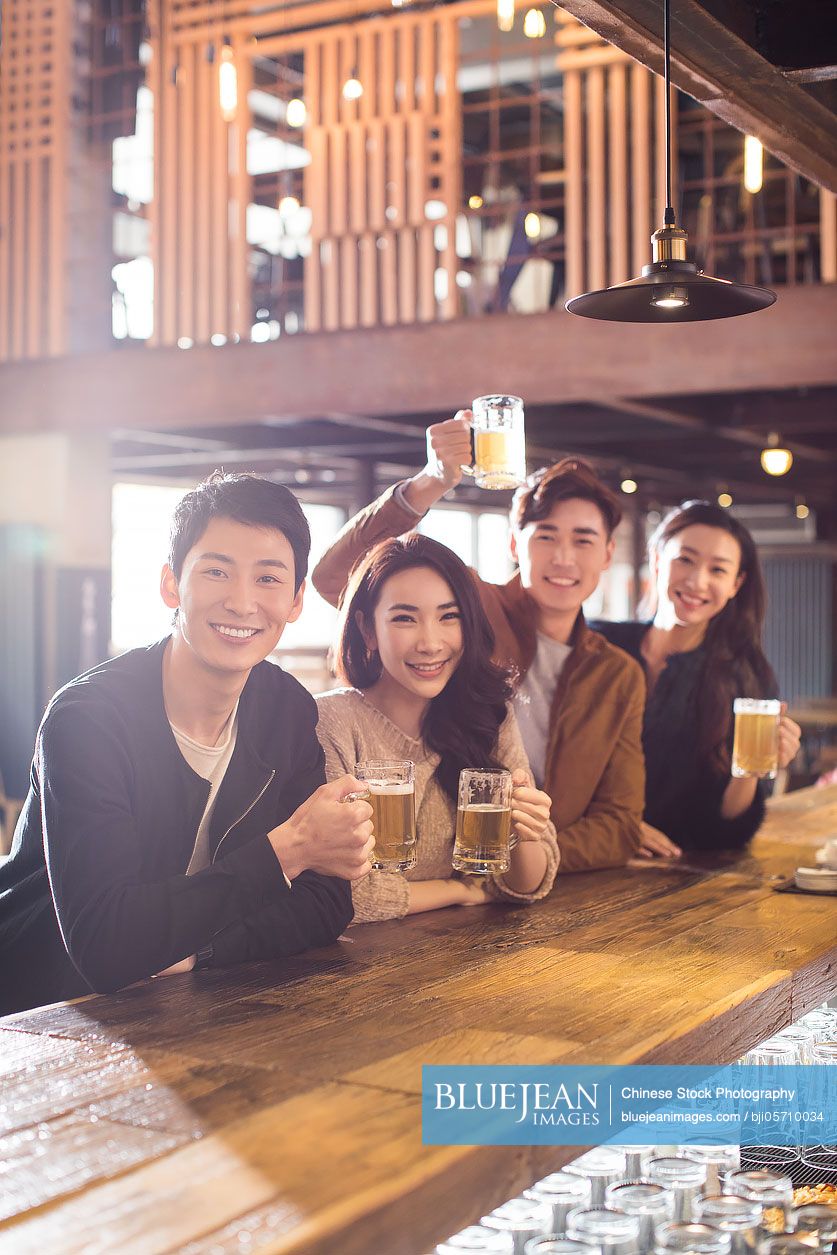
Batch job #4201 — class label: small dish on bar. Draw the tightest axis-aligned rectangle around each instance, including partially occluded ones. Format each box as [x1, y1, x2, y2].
[794, 865, 837, 893]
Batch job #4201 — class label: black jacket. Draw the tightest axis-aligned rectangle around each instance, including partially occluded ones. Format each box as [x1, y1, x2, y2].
[590, 620, 768, 851]
[0, 640, 353, 1014]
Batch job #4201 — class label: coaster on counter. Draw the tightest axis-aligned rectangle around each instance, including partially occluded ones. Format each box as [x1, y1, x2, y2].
[772, 875, 837, 897]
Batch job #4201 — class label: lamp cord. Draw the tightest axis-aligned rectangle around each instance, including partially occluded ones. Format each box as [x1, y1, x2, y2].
[664, 0, 675, 224]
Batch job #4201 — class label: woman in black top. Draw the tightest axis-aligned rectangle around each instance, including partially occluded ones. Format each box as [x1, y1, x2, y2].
[593, 501, 801, 857]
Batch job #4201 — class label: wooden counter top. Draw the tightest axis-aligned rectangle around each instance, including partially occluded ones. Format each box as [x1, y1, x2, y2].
[1, 785, 835, 1255]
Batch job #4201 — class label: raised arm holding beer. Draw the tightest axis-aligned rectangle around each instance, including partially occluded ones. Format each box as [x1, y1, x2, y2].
[312, 412, 646, 873]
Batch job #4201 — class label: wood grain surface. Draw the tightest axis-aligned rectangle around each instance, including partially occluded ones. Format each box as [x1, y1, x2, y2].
[0, 786, 835, 1255]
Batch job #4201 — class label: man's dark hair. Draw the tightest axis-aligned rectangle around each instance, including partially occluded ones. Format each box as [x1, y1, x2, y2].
[168, 472, 311, 591]
[511, 457, 622, 538]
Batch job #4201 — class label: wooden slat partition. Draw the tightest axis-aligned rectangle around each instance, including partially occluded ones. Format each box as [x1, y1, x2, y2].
[0, 0, 68, 360]
[300, 8, 461, 333]
[586, 66, 607, 291]
[563, 69, 585, 301]
[630, 62, 653, 276]
[607, 63, 629, 285]
[820, 189, 837, 283]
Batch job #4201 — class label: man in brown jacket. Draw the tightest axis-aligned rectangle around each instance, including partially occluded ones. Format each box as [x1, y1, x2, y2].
[313, 414, 668, 872]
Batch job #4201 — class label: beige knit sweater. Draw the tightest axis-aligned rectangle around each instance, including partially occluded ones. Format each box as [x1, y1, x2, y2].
[315, 688, 560, 923]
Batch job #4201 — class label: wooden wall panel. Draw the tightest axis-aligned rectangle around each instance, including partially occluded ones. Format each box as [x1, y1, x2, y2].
[820, 189, 837, 284]
[0, 0, 68, 360]
[295, 9, 460, 334]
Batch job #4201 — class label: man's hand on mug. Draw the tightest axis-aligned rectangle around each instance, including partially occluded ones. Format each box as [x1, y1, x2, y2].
[424, 413, 473, 490]
[268, 776, 374, 882]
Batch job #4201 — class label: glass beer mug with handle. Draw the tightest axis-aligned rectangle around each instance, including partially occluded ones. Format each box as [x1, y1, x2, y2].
[353, 760, 416, 871]
[731, 699, 781, 779]
[460, 395, 527, 490]
[453, 768, 514, 874]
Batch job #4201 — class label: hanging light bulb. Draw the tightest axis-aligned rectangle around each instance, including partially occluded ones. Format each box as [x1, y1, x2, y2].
[342, 72, 363, 101]
[469, 194, 484, 210]
[524, 212, 541, 239]
[796, 501, 809, 520]
[744, 135, 763, 194]
[218, 40, 237, 122]
[760, 433, 793, 476]
[718, 492, 733, 508]
[279, 195, 300, 217]
[286, 97, 307, 128]
[523, 7, 546, 37]
[497, 0, 515, 33]
[620, 478, 638, 495]
[566, 0, 775, 322]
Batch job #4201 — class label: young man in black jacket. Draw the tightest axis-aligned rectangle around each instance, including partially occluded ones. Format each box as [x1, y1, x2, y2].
[0, 473, 374, 1015]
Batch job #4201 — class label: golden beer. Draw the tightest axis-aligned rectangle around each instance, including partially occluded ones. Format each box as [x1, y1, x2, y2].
[453, 803, 512, 873]
[354, 760, 416, 871]
[369, 784, 417, 871]
[731, 699, 781, 779]
[474, 428, 524, 490]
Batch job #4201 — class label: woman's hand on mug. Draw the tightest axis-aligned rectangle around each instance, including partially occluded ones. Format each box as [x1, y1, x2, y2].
[510, 768, 551, 842]
[424, 413, 473, 490]
[778, 704, 802, 770]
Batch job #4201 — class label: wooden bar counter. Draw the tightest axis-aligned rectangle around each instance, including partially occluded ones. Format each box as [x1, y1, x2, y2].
[1, 785, 836, 1255]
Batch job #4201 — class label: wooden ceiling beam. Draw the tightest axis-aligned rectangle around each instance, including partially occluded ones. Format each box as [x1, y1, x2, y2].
[553, 0, 837, 193]
[2, 287, 836, 437]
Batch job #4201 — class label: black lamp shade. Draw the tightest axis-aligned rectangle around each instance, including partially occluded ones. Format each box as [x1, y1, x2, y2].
[565, 260, 776, 323]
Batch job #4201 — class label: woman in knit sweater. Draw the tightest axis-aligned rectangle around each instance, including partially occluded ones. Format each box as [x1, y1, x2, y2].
[316, 534, 560, 922]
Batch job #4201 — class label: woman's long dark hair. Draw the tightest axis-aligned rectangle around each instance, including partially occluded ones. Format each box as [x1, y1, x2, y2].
[645, 501, 777, 774]
[335, 534, 512, 801]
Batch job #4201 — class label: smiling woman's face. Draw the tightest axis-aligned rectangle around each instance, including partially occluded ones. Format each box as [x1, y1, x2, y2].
[361, 565, 464, 702]
[655, 523, 744, 628]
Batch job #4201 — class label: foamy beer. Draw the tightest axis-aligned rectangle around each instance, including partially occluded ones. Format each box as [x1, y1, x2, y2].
[731, 698, 781, 779]
[453, 768, 514, 874]
[462, 395, 526, 490]
[354, 760, 416, 871]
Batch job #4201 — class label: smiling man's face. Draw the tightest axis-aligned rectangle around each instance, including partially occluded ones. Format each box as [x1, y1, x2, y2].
[161, 516, 304, 676]
[511, 497, 614, 625]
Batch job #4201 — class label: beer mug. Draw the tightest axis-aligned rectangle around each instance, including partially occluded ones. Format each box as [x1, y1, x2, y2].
[453, 768, 514, 874]
[461, 394, 526, 490]
[354, 760, 416, 871]
[731, 699, 781, 779]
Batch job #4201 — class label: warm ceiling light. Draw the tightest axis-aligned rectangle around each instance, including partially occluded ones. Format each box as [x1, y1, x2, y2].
[744, 135, 763, 194]
[620, 478, 638, 495]
[286, 97, 307, 128]
[278, 195, 300, 217]
[760, 433, 793, 476]
[718, 492, 733, 508]
[796, 502, 809, 520]
[565, 0, 775, 322]
[497, 0, 515, 33]
[342, 74, 363, 101]
[219, 42, 237, 122]
[523, 7, 546, 37]
[469, 194, 484, 209]
[524, 212, 541, 239]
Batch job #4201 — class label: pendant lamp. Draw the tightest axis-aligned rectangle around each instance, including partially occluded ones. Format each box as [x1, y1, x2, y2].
[565, 0, 776, 322]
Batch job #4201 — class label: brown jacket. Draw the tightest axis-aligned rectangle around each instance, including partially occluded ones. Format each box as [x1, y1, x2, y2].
[312, 485, 646, 872]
